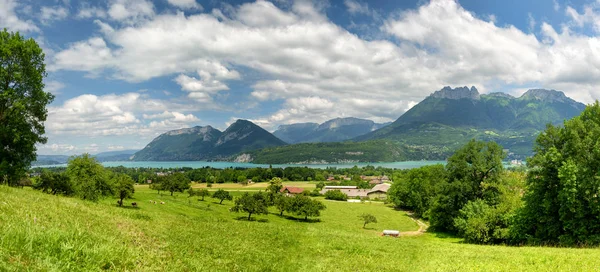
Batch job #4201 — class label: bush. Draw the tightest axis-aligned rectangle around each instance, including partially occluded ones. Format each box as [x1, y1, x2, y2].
[324, 190, 347, 201]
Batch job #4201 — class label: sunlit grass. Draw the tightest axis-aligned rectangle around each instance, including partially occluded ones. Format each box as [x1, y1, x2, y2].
[1, 185, 600, 271]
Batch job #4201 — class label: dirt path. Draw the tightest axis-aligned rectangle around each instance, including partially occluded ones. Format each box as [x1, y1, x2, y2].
[401, 213, 428, 237]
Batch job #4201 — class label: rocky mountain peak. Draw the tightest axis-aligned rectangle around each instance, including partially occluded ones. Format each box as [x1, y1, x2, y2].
[430, 86, 480, 100]
[520, 89, 569, 103]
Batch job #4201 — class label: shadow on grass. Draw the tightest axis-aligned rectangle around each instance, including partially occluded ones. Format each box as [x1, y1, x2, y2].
[363, 227, 377, 231]
[116, 205, 140, 210]
[234, 216, 269, 223]
[278, 214, 321, 223]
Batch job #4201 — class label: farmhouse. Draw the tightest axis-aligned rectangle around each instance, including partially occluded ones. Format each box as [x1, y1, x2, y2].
[320, 184, 391, 200]
[280, 186, 304, 196]
[367, 183, 391, 200]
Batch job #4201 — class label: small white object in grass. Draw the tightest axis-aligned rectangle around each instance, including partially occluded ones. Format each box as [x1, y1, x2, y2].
[383, 230, 400, 236]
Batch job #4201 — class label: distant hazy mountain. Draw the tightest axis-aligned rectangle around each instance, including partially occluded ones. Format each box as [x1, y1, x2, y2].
[95, 150, 139, 162]
[273, 117, 390, 144]
[248, 86, 586, 163]
[132, 120, 286, 161]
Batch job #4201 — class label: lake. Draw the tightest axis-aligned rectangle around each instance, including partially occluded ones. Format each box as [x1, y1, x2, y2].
[35, 160, 449, 169]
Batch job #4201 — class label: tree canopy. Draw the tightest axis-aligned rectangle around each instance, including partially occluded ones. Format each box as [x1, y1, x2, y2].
[513, 102, 600, 245]
[66, 154, 113, 201]
[0, 29, 54, 185]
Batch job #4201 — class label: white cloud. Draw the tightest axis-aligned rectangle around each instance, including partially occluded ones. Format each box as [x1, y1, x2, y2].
[77, 3, 107, 19]
[565, 2, 600, 33]
[167, 0, 202, 10]
[46, 93, 199, 137]
[44, 80, 66, 95]
[40, 6, 69, 25]
[50, 0, 600, 129]
[0, 0, 39, 32]
[108, 0, 154, 24]
[344, 0, 370, 15]
[554, 0, 560, 12]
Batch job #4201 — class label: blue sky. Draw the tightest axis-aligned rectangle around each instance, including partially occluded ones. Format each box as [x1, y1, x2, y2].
[3, 0, 600, 155]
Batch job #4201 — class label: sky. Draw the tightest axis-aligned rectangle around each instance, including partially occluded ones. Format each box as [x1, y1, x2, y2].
[3, 0, 600, 155]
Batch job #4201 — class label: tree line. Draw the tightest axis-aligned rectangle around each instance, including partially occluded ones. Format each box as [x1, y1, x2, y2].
[388, 102, 600, 246]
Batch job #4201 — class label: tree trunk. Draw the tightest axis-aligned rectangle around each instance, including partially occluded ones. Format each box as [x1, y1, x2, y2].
[171, 191, 174, 196]
[202, 195, 205, 201]
[119, 198, 123, 207]
[280, 211, 284, 216]
[248, 212, 252, 220]
[305, 215, 308, 220]
[220, 199, 224, 204]
[363, 222, 367, 228]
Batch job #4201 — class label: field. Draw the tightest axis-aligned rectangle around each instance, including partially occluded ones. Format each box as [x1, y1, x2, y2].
[2, 185, 600, 271]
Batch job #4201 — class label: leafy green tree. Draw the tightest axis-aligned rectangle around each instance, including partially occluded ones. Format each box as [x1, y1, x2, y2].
[324, 190, 348, 201]
[274, 194, 291, 216]
[212, 189, 232, 204]
[67, 154, 113, 201]
[316, 181, 325, 190]
[187, 187, 197, 197]
[0, 30, 54, 185]
[237, 175, 246, 183]
[360, 213, 377, 228]
[231, 192, 269, 220]
[162, 172, 190, 196]
[266, 177, 283, 194]
[512, 102, 600, 245]
[289, 195, 326, 220]
[114, 173, 135, 207]
[34, 171, 74, 196]
[197, 189, 210, 201]
[388, 165, 446, 219]
[429, 140, 504, 232]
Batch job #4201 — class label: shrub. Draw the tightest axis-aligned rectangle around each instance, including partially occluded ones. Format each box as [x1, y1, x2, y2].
[324, 190, 347, 201]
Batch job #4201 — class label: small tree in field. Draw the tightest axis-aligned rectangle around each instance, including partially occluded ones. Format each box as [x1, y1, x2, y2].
[289, 195, 326, 220]
[197, 189, 210, 201]
[163, 172, 190, 196]
[360, 213, 377, 228]
[187, 188, 197, 198]
[274, 194, 291, 216]
[266, 177, 283, 194]
[212, 189, 232, 204]
[114, 173, 135, 207]
[231, 192, 269, 220]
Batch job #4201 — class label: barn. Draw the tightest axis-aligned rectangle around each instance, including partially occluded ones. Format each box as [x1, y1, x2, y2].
[280, 186, 304, 196]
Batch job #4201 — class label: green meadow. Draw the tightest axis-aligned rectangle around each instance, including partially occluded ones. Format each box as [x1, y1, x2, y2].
[2, 184, 600, 271]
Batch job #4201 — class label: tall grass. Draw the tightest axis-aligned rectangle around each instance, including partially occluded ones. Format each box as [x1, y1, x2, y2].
[1, 185, 600, 271]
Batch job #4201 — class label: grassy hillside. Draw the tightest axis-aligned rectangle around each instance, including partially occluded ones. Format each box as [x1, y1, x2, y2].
[2, 185, 600, 271]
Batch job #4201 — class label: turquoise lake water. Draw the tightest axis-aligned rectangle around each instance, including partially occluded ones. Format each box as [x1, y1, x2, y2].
[36, 160, 448, 170]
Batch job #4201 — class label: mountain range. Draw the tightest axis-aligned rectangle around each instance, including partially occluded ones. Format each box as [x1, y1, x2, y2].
[245, 87, 586, 163]
[273, 117, 390, 144]
[131, 120, 286, 161]
[39, 86, 587, 164]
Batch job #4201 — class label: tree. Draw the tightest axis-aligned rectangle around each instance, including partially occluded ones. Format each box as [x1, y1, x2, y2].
[231, 191, 269, 220]
[187, 187, 197, 197]
[114, 173, 135, 207]
[197, 189, 210, 201]
[429, 140, 504, 232]
[163, 172, 190, 196]
[66, 154, 113, 201]
[512, 102, 600, 245]
[289, 195, 326, 220]
[0, 30, 54, 185]
[324, 190, 348, 201]
[212, 189, 232, 204]
[316, 181, 325, 190]
[274, 194, 291, 216]
[360, 213, 377, 228]
[266, 177, 283, 194]
[388, 165, 446, 219]
[34, 171, 74, 196]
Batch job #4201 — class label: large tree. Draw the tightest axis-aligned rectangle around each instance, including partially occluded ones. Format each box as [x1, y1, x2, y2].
[0, 29, 54, 185]
[66, 154, 113, 201]
[429, 139, 505, 232]
[231, 192, 269, 220]
[513, 102, 600, 245]
[114, 173, 135, 207]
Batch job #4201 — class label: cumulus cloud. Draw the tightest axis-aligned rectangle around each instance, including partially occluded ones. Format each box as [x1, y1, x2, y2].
[344, 0, 370, 15]
[44, 80, 66, 95]
[46, 92, 200, 137]
[0, 0, 39, 32]
[40, 6, 69, 25]
[50, 0, 600, 129]
[167, 0, 202, 11]
[108, 0, 154, 24]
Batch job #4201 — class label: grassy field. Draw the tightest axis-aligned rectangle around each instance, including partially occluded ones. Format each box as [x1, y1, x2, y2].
[2, 185, 600, 271]
[191, 181, 317, 190]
